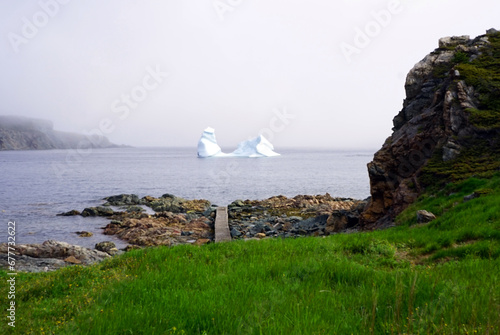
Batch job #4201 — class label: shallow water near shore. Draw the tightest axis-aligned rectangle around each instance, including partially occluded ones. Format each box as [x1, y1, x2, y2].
[0, 147, 372, 249]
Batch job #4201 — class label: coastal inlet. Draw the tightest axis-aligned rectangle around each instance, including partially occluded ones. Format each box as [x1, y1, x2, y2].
[1, 193, 367, 272]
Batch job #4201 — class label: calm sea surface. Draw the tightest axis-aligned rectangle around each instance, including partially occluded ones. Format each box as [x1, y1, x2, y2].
[0, 148, 373, 249]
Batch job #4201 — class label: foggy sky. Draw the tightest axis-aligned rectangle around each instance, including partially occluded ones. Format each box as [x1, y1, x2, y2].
[1, 0, 499, 149]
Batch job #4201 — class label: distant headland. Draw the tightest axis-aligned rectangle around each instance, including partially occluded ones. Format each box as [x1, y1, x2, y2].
[0, 115, 123, 151]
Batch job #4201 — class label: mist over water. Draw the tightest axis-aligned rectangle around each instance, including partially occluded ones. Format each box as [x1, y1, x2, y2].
[0, 148, 371, 248]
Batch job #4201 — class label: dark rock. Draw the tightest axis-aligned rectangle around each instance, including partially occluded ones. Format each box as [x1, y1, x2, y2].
[416, 210, 436, 223]
[76, 231, 93, 237]
[57, 209, 81, 216]
[230, 228, 242, 238]
[326, 211, 360, 233]
[95, 241, 118, 255]
[126, 205, 145, 213]
[361, 32, 500, 228]
[148, 195, 211, 214]
[103, 194, 141, 206]
[181, 231, 193, 236]
[230, 200, 245, 207]
[81, 206, 114, 217]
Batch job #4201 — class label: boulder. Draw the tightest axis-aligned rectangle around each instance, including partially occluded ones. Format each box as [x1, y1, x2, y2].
[57, 209, 81, 216]
[95, 241, 117, 255]
[416, 210, 436, 223]
[81, 206, 114, 217]
[147, 195, 211, 214]
[126, 206, 145, 213]
[0, 240, 110, 272]
[76, 231, 93, 237]
[102, 241, 116, 249]
[103, 194, 141, 206]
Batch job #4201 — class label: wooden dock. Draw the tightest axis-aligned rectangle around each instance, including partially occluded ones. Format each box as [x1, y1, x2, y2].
[214, 207, 231, 243]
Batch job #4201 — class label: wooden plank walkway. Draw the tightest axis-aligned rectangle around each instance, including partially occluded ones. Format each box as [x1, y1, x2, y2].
[215, 207, 232, 243]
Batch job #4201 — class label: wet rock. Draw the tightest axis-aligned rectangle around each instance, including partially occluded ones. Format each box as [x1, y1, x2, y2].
[416, 210, 436, 223]
[103, 194, 141, 206]
[81, 206, 115, 217]
[126, 206, 145, 213]
[57, 209, 81, 216]
[145, 194, 211, 214]
[76, 231, 93, 237]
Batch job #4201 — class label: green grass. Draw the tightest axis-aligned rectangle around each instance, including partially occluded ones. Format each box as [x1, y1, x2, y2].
[2, 175, 500, 334]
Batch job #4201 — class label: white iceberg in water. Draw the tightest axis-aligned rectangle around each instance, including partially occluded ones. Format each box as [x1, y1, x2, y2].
[197, 127, 280, 158]
[197, 127, 225, 158]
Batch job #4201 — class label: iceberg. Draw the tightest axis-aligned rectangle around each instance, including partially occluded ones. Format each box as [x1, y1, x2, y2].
[197, 127, 280, 158]
[197, 127, 225, 158]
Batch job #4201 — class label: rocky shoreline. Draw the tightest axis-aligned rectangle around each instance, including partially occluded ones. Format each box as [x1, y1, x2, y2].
[0, 193, 367, 272]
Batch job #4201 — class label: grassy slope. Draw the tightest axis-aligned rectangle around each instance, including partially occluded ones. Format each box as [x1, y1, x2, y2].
[1, 174, 499, 335]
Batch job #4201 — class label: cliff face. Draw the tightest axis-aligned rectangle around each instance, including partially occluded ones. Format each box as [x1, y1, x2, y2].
[361, 29, 500, 228]
[0, 116, 119, 151]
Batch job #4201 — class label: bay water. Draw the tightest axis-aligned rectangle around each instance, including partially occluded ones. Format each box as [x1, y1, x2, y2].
[0, 148, 373, 249]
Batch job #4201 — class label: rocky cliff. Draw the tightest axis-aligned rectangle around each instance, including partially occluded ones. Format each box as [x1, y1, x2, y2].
[0, 115, 120, 150]
[361, 29, 500, 228]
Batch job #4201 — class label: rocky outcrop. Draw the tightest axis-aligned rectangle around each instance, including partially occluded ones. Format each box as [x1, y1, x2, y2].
[0, 240, 110, 272]
[361, 30, 500, 228]
[0, 115, 121, 150]
[103, 214, 214, 246]
[228, 194, 367, 238]
[143, 194, 212, 214]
